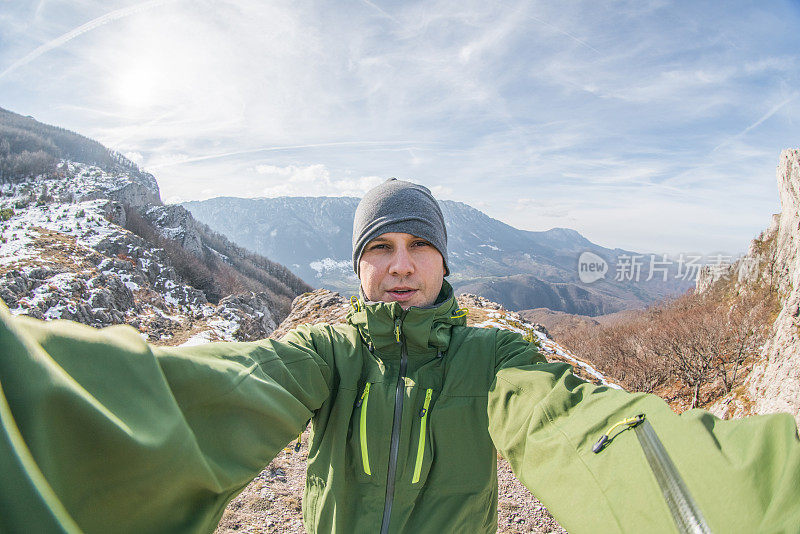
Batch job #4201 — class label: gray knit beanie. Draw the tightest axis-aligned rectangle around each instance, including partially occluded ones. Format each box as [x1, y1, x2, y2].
[352, 178, 449, 276]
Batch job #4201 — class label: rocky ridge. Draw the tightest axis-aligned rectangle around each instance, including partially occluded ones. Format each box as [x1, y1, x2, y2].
[0, 161, 285, 344]
[216, 288, 623, 533]
[699, 149, 800, 424]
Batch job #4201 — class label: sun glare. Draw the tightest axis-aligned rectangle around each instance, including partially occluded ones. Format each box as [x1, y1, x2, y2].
[116, 67, 157, 108]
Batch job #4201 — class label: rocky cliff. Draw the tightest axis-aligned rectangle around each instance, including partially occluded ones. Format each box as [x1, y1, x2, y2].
[0, 160, 307, 343]
[699, 149, 800, 424]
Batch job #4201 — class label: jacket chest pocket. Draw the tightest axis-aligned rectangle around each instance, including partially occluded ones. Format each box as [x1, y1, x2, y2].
[356, 382, 373, 476]
[407, 386, 435, 486]
[347, 379, 389, 485]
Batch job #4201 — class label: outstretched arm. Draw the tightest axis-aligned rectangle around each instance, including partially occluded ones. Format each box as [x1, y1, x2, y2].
[488, 329, 800, 533]
[0, 303, 331, 534]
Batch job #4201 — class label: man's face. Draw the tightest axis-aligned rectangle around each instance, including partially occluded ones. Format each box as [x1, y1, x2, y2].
[358, 232, 445, 309]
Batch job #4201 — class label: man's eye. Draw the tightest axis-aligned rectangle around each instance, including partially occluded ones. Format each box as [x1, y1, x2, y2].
[369, 243, 388, 250]
[413, 241, 429, 247]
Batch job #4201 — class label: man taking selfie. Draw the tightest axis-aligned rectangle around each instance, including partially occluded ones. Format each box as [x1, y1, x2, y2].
[2, 179, 799, 533]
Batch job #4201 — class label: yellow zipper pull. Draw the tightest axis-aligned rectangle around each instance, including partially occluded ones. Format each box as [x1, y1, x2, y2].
[419, 388, 433, 417]
[593, 414, 645, 453]
[356, 383, 369, 407]
[395, 318, 401, 343]
[450, 307, 469, 319]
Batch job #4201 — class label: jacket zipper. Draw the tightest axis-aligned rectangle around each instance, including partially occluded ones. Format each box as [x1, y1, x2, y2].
[380, 313, 408, 534]
[593, 415, 712, 534]
[356, 382, 371, 475]
[412, 388, 433, 484]
[633, 420, 712, 534]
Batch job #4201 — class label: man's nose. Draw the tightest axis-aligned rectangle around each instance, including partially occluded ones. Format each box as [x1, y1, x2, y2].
[388, 246, 414, 276]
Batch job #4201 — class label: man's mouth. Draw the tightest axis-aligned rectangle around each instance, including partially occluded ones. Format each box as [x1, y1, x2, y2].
[386, 288, 417, 301]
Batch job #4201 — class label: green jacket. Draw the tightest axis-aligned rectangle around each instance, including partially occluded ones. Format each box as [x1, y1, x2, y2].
[1, 282, 799, 533]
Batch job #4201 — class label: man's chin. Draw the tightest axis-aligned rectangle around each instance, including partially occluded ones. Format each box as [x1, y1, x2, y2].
[383, 292, 437, 309]
[391, 299, 417, 310]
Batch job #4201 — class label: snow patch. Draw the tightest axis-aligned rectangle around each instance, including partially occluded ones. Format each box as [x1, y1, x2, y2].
[310, 258, 351, 277]
[181, 330, 213, 347]
[180, 317, 240, 346]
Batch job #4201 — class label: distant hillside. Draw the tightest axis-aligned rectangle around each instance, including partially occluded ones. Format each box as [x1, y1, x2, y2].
[182, 196, 693, 314]
[517, 307, 656, 351]
[518, 308, 602, 340]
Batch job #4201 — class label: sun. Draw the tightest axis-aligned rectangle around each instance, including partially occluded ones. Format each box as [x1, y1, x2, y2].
[115, 66, 157, 108]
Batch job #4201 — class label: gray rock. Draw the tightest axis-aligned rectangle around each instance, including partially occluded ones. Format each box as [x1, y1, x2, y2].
[24, 307, 44, 320]
[143, 205, 204, 257]
[89, 288, 114, 309]
[103, 201, 126, 227]
[706, 149, 800, 425]
[27, 266, 56, 280]
[108, 181, 160, 208]
[218, 292, 279, 340]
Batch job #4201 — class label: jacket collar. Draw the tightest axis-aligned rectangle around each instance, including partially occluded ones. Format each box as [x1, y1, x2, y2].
[346, 280, 466, 359]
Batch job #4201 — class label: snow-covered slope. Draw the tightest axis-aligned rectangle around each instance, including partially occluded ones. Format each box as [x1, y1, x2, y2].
[0, 161, 284, 343]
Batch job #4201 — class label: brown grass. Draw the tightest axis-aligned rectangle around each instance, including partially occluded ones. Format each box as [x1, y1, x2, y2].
[0, 226, 101, 276]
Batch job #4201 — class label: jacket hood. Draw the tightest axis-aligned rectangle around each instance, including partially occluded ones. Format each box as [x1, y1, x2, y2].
[346, 280, 466, 358]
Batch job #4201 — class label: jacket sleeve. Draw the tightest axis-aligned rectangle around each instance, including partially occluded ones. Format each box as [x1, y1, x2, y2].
[487, 328, 800, 534]
[0, 303, 332, 534]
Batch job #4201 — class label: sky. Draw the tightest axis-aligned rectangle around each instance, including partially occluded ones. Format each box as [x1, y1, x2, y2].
[1, 0, 799, 256]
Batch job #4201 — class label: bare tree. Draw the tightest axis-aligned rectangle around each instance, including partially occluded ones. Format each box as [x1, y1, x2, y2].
[714, 290, 775, 394]
[558, 283, 777, 410]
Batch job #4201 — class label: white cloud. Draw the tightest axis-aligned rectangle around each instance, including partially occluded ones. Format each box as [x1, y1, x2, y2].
[0, 0, 176, 80]
[145, 152, 191, 169]
[712, 94, 799, 152]
[253, 163, 384, 197]
[430, 185, 453, 197]
[513, 197, 539, 210]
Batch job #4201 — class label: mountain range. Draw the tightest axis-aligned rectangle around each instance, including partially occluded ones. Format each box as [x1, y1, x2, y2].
[0, 103, 694, 318]
[182, 196, 694, 314]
